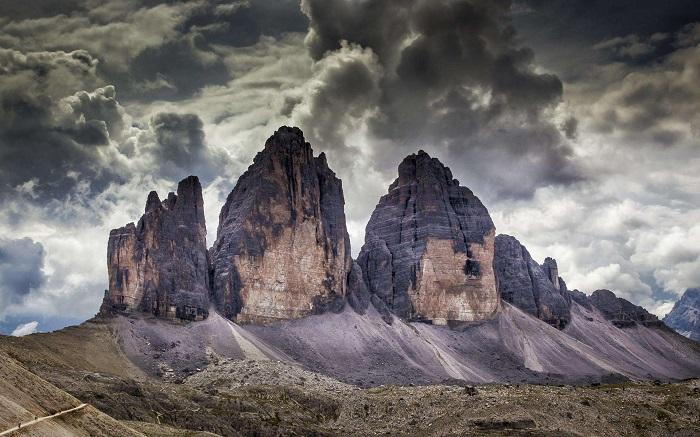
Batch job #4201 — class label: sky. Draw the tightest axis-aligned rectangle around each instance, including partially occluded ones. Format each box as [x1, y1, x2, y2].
[1, 0, 700, 334]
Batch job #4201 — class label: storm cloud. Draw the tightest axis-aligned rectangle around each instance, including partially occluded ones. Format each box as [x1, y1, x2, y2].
[294, 0, 581, 199]
[0, 49, 129, 202]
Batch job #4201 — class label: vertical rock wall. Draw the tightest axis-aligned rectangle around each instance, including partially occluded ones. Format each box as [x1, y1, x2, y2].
[357, 151, 499, 324]
[210, 127, 352, 323]
[493, 234, 570, 329]
[101, 176, 210, 320]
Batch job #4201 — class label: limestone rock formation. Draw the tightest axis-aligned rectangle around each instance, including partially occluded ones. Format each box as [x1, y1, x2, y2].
[357, 151, 499, 325]
[101, 176, 210, 320]
[589, 289, 660, 328]
[493, 234, 571, 329]
[210, 126, 351, 324]
[663, 288, 700, 341]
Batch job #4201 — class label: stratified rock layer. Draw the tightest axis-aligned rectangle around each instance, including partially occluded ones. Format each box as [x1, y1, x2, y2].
[663, 288, 700, 341]
[357, 151, 499, 324]
[210, 126, 351, 323]
[494, 234, 570, 329]
[101, 176, 209, 320]
[589, 289, 660, 328]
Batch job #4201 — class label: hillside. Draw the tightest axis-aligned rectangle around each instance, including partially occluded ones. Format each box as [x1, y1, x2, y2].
[0, 351, 142, 436]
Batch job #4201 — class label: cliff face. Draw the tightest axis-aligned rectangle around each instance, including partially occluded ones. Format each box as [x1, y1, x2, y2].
[357, 151, 499, 325]
[493, 234, 571, 329]
[663, 288, 700, 341]
[101, 176, 210, 320]
[210, 127, 352, 323]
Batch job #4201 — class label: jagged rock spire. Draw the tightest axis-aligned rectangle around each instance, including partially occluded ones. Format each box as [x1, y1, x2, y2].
[101, 176, 210, 320]
[210, 126, 352, 323]
[494, 234, 570, 329]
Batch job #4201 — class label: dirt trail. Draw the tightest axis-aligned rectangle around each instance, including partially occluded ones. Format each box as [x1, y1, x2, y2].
[0, 403, 88, 436]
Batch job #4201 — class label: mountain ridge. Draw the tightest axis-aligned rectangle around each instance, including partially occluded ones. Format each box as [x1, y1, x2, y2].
[88, 125, 699, 387]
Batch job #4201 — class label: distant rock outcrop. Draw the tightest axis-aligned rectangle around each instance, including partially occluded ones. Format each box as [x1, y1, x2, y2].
[589, 289, 660, 328]
[493, 234, 570, 329]
[357, 151, 499, 325]
[210, 127, 352, 324]
[663, 288, 700, 341]
[101, 176, 210, 320]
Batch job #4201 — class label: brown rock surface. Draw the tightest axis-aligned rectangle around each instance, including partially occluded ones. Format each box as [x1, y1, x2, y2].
[101, 176, 209, 320]
[210, 126, 351, 323]
[357, 150, 499, 324]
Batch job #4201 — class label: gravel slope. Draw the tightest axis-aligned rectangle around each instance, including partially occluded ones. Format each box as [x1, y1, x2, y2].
[102, 302, 700, 386]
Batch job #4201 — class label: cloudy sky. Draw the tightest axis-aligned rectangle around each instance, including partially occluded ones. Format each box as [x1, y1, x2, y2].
[1, 0, 699, 334]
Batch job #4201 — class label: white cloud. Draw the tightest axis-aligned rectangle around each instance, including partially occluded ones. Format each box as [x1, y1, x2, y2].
[11, 321, 39, 336]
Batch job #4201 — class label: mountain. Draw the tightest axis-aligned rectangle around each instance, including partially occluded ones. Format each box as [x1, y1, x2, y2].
[210, 126, 352, 323]
[588, 289, 660, 327]
[2, 125, 699, 436]
[664, 288, 700, 340]
[357, 150, 499, 325]
[100, 176, 210, 321]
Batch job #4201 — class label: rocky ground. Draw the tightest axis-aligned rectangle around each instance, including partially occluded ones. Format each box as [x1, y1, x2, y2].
[182, 359, 700, 436]
[2, 315, 700, 436]
[4, 337, 700, 436]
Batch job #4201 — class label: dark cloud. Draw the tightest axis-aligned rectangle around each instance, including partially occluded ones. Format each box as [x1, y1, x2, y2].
[294, 43, 382, 164]
[561, 116, 578, 140]
[0, 49, 130, 202]
[0, 237, 47, 309]
[145, 112, 232, 182]
[152, 112, 206, 165]
[183, 0, 308, 47]
[512, 0, 700, 80]
[0, 0, 309, 102]
[585, 26, 700, 147]
[0, 0, 85, 20]
[299, 0, 579, 198]
[126, 35, 230, 101]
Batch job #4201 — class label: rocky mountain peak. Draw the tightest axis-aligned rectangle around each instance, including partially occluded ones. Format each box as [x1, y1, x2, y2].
[542, 257, 560, 291]
[589, 289, 660, 328]
[101, 175, 209, 321]
[664, 288, 700, 341]
[358, 150, 499, 325]
[392, 150, 468, 194]
[251, 126, 313, 166]
[145, 191, 161, 213]
[210, 126, 351, 323]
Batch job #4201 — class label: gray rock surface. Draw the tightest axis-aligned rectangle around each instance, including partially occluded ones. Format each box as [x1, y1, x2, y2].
[494, 234, 571, 329]
[357, 150, 499, 324]
[589, 289, 660, 328]
[210, 126, 352, 323]
[663, 288, 700, 341]
[101, 176, 209, 321]
[493, 234, 570, 329]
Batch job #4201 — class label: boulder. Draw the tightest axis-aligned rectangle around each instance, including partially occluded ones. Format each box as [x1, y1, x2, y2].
[357, 150, 499, 324]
